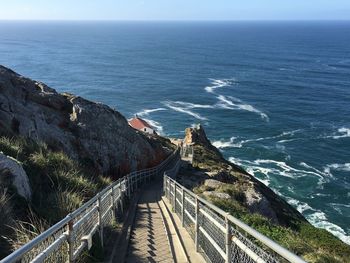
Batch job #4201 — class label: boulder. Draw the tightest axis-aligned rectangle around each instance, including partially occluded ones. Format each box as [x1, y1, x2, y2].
[244, 187, 278, 223]
[204, 179, 223, 189]
[0, 153, 31, 200]
[203, 191, 231, 200]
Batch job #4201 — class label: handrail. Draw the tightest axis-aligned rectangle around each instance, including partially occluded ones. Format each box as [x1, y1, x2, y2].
[1, 148, 179, 263]
[163, 175, 307, 263]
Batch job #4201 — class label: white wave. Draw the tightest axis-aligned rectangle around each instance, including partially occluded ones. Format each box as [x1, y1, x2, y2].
[168, 101, 214, 109]
[212, 137, 243, 149]
[321, 127, 350, 140]
[205, 78, 234, 93]
[307, 211, 350, 244]
[228, 156, 350, 243]
[281, 129, 303, 136]
[277, 138, 299, 143]
[324, 163, 350, 175]
[286, 197, 313, 214]
[136, 108, 167, 117]
[216, 95, 269, 121]
[255, 159, 329, 183]
[142, 118, 163, 134]
[230, 157, 327, 184]
[336, 127, 350, 138]
[214, 129, 303, 150]
[163, 101, 207, 120]
[300, 162, 329, 175]
[229, 157, 273, 186]
[286, 198, 350, 244]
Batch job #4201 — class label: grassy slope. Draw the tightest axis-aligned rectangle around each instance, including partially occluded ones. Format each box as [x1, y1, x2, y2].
[191, 144, 350, 263]
[0, 135, 112, 260]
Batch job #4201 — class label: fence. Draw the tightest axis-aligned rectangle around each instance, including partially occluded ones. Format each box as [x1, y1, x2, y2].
[1, 149, 179, 263]
[163, 175, 307, 263]
[180, 144, 194, 164]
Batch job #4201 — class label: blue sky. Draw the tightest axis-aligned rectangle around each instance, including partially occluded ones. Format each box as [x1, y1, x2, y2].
[0, 0, 349, 21]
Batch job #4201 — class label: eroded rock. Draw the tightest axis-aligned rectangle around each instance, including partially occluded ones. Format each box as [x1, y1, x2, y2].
[0, 153, 31, 200]
[203, 191, 231, 200]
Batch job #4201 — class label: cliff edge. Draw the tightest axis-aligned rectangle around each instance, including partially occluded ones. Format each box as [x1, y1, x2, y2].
[0, 66, 171, 175]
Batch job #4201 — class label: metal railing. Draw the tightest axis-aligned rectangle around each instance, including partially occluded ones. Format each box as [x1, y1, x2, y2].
[163, 175, 307, 263]
[180, 144, 194, 164]
[1, 150, 179, 263]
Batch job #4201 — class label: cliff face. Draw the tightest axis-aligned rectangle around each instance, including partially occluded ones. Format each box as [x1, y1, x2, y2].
[182, 125, 306, 227]
[0, 66, 170, 175]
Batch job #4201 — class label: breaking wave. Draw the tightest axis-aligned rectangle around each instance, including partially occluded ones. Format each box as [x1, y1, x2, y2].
[212, 129, 303, 149]
[229, 156, 350, 244]
[324, 163, 350, 175]
[229, 157, 328, 186]
[321, 127, 350, 140]
[136, 107, 167, 117]
[216, 95, 269, 121]
[212, 137, 243, 149]
[306, 210, 350, 244]
[205, 78, 235, 93]
[162, 101, 208, 120]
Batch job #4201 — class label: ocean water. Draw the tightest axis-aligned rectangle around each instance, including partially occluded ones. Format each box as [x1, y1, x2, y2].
[0, 21, 349, 244]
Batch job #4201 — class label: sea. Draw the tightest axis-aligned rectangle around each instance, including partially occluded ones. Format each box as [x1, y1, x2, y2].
[0, 21, 349, 244]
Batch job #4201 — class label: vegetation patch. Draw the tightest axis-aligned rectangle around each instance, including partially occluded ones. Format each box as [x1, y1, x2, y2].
[0, 134, 112, 258]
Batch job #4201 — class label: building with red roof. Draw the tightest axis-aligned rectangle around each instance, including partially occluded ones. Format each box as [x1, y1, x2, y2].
[128, 116, 156, 135]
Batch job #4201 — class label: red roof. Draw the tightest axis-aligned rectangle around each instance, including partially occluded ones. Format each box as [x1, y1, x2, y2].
[128, 117, 153, 130]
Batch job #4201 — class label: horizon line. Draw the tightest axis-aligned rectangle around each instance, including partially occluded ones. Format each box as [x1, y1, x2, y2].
[0, 19, 350, 22]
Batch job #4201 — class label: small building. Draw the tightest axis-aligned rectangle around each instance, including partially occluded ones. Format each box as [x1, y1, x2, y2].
[128, 116, 156, 135]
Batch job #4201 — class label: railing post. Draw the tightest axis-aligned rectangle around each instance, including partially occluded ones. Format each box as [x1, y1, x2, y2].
[174, 182, 177, 212]
[97, 195, 104, 248]
[225, 214, 232, 263]
[195, 196, 199, 252]
[111, 186, 116, 221]
[163, 176, 166, 196]
[67, 216, 74, 263]
[181, 188, 185, 227]
[119, 182, 124, 215]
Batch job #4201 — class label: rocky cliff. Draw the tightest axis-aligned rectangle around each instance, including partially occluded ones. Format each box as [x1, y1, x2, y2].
[181, 125, 306, 226]
[0, 66, 171, 175]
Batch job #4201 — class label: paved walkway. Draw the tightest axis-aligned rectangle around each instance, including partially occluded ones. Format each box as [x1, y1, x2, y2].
[125, 183, 174, 263]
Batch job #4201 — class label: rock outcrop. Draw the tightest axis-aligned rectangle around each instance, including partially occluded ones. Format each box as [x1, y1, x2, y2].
[0, 153, 31, 200]
[0, 66, 171, 175]
[181, 124, 306, 226]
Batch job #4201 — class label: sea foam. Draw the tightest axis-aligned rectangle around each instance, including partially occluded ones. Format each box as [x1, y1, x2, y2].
[229, 156, 349, 244]
[137, 107, 167, 117]
[163, 101, 208, 120]
[205, 78, 234, 93]
[216, 95, 269, 121]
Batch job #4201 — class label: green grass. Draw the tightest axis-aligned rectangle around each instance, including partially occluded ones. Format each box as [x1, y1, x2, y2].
[0, 135, 112, 257]
[210, 197, 350, 263]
